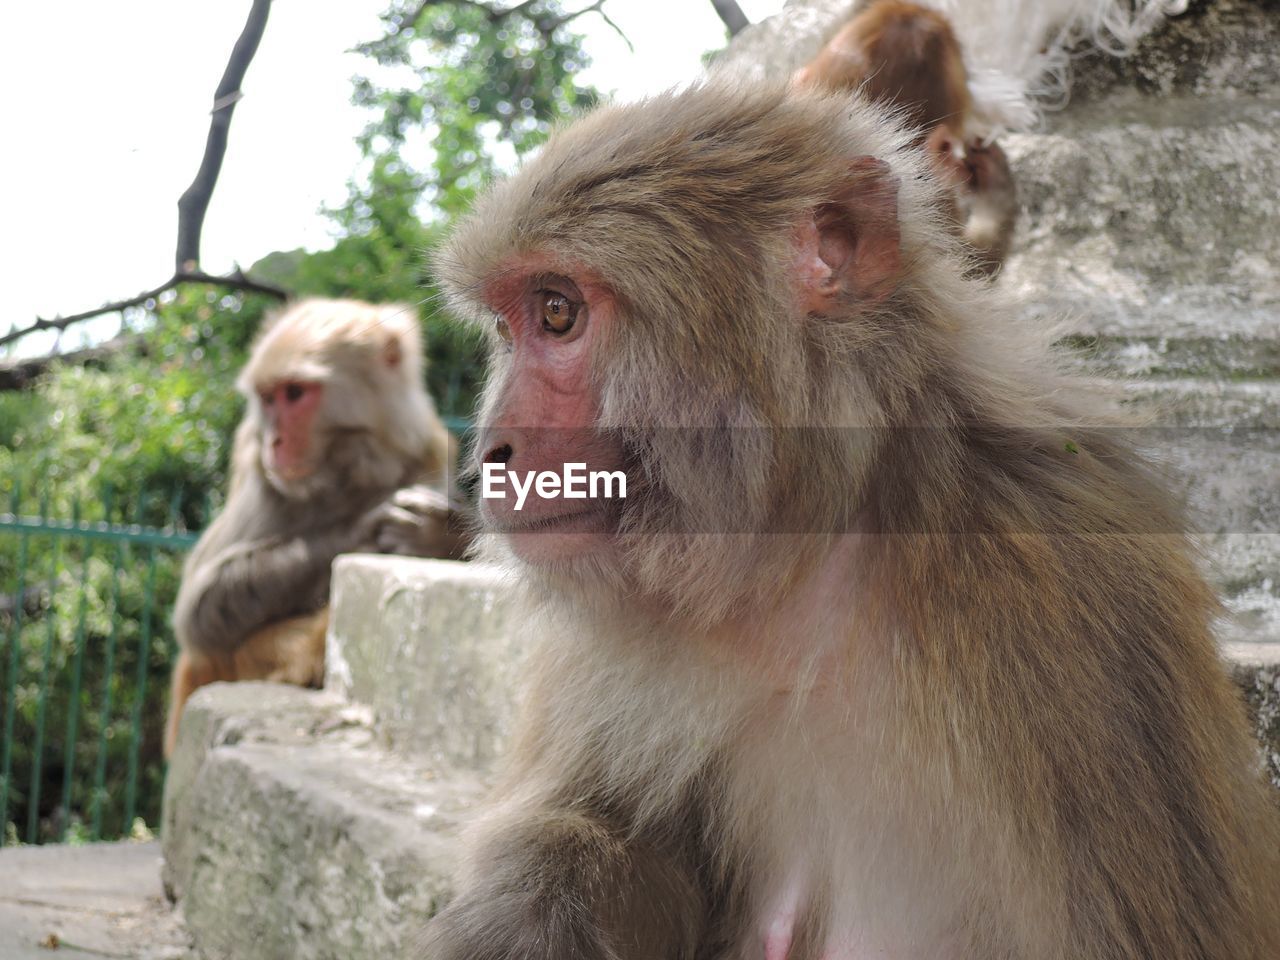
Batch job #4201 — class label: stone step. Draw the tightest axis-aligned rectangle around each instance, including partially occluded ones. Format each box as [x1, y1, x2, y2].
[326, 549, 1277, 773]
[1119, 377, 1280, 426]
[326, 557, 522, 766]
[162, 683, 485, 960]
[1206, 535, 1280, 647]
[1001, 96, 1280, 358]
[326, 552, 1278, 781]
[1061, 331, 1278, 380]
[1055, 423, 1280, 600]
[1205, 534, 1280, 591]
[1221, 590, 1280, 646]
[1200, 534, 1280, 645]
[1066, 0, 1280, 106]
[1148, 430, 1280, 535]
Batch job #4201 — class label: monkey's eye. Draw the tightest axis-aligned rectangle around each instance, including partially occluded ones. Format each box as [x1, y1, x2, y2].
[284, 383, 305, 403]
[540, 291, 579, 335]
[494, 316, 513, 343]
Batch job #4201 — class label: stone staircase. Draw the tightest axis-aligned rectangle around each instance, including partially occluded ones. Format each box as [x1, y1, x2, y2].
[992, 0, 1280, 651]
[162, 560, 512, 960]
[162, 3, 1280, 957]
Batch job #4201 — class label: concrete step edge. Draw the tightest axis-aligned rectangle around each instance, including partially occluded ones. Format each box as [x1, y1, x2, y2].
[162, 683, 482, 960]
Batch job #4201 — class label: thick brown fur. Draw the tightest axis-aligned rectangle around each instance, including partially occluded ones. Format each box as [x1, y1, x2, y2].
[425, 81, 1280, 959]
[165, 299, 468, 757]
[796, 0, 1018, 277]
[796, 0, 972, 134]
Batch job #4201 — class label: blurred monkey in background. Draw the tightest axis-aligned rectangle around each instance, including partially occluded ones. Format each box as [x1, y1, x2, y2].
[796, 0, 1018, 275]
[165, 299, 469, 757]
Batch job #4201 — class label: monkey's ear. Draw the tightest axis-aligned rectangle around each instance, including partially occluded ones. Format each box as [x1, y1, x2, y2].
[796, 157, 901, 315]
[381, 333, 404, 369]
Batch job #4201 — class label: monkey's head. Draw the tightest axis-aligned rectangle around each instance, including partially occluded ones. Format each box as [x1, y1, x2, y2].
[439, 83, 959, 623]
[238, 299, 438, 502]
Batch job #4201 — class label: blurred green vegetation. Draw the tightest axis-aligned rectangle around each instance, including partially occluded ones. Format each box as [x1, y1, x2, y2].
[0, 0, 600, 843]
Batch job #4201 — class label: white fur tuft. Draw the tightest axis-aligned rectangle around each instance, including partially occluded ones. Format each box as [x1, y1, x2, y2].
[920, 0, 1188, 134]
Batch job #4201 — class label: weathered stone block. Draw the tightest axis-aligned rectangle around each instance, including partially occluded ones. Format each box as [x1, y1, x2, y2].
[1001, 99, 1280, 349]
[162, 683, 484, 960]
[328, 557, 525, 767]
[1066, 0, 1280, 106]
[1228, 644, 1280, 786]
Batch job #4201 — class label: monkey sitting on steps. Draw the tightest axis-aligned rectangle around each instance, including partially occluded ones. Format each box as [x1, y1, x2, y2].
[165, 299, 470, 757]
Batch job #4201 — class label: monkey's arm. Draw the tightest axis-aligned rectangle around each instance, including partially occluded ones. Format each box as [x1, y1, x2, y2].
[173, 521, 366, 657]
[421, 806, 704, 960]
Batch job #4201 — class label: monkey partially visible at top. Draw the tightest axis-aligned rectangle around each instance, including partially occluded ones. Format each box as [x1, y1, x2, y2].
[419, 80, 1280, 959]
[795, 0, 1018, 276]
[165, 299, 470, 757]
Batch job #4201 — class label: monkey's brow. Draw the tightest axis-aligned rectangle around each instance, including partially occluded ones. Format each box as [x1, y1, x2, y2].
[436, 260, 535, 315]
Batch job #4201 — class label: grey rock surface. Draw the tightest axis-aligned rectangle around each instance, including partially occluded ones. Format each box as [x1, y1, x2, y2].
[1234, 652, 1280, 785]
[0, 841, 191, 960]
[1000, 97, 1280, 347]
[328, 557, 523, 767]
[162, 683, 485, 960]
[1067, 0, 1280, 105]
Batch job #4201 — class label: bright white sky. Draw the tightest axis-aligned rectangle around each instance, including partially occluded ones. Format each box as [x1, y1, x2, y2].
[0, 0, 784, 355]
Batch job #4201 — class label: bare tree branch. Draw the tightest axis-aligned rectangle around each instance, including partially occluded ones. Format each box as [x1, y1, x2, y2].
[708, 0, 750, 36]
[593, 5, 632, 49]
[541, 0, 604, 32]
[3, 0, 285, 358]
[176, 268, 288, 299]
[0, 269, 286, 353]
[176, 0, 274, 272]
[411, 0, 538, 25]
[0, 336, 145, 392]
[410, 0, 611, 37]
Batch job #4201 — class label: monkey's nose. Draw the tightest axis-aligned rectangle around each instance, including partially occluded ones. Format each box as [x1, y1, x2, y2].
[484, 443, 513, 466]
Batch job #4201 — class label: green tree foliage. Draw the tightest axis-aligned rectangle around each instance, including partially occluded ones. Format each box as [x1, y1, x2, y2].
[350, 0, 598, 221]
[0, 0, 602, 843]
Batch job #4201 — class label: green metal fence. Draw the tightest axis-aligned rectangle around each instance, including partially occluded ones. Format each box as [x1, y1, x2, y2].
[0, 490, 198, 846]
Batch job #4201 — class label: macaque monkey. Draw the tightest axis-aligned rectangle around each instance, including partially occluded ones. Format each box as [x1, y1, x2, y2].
[165, 299, 469, 757]
[420, 82, 1280, 959]
[795, 0, 1018, 275]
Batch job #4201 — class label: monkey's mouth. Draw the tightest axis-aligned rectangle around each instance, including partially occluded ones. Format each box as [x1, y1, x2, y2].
[488, 503, 614, 536]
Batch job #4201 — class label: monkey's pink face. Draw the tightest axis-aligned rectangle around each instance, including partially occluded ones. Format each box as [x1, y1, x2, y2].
[257, 379, 326, 495]
[476, 258, 626, 565]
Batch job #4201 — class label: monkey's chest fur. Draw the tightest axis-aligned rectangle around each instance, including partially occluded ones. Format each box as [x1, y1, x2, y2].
[538, 616, 971, 958]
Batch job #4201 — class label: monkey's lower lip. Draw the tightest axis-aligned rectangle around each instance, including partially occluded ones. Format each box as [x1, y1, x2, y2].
[489, 504, 612, 535]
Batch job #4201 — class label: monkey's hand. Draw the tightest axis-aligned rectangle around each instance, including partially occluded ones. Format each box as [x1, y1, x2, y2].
[963, 138, 1015, 195]
[356, 485, 471, 559]
[418, 894, 623, 960]
[959, 138, 1017, 278]
[417, 809, 701, 960]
